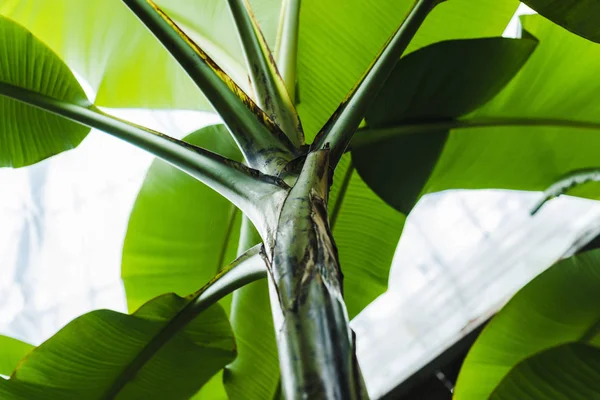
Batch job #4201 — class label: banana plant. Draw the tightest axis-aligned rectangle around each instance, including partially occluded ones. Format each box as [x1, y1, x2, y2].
[1, 0, 600, 399]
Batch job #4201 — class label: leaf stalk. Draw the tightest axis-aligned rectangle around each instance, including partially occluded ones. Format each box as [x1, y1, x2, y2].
[122, 0, 299, 173]
[312, 0, 441, 166]
[351, 117, 600, 149]
[227, 0, 304, 146]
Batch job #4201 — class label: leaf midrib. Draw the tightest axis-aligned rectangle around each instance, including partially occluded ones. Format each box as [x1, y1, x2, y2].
[352, 116, 600, 148]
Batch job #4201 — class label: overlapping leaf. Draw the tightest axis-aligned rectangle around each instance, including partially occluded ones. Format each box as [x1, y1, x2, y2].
[0, 293, 235, 399]
[1, 1, 517, 128]
[522, 0, 600, 43]
[0, 15, 89, 167]
[123, 125, 279, 399]
[454, 249, 600, 399]
[354, 37, 537, 213]
[353, 15, 600, 214]
[297, 0, 519, 139]
[424, 15, 600, 197]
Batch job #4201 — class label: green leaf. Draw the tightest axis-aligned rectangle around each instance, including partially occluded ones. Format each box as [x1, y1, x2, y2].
[123, 125, 278, 399]
[522, 0, 600, 43]
[490, 343, 600, 400]
[0, 336, 33, 376]
[352, 15, 600, 204]
[353, 37, 537, 213]
[224, 280, 279, 400]
[454, 249, 600, 399]
[330, 155, 406, 318]
[2, 0, 515, 121]
[0, 15, 89, 168]
[0, 0, 281, 110]
[191, 372, 229, 400]
[0, 293, 236, 399]
[365, 38, 538, 126]
[423, 15, 600, 197]
[122, 124, 242, 312]
[297, 0, 519, 139]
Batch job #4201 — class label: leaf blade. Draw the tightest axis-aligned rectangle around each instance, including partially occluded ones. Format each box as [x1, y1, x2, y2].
[1, 295, 234, 400]
[522, 0, 600, 43]
[353, 37, 537, 213]
[0, 336, 33, 377]
[0, 15, 89, 168]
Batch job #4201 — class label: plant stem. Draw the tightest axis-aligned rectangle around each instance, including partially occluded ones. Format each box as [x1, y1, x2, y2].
[312, 0, 441, 167]
[101, 245, 267, 399]
[227, 0, 304, 146]
[271, 150, 368, 399]
[0, 82, 287, 238]
[275, 0, 301, 102]
[351, 117, 600, 148]
[122, 0, 299, 174]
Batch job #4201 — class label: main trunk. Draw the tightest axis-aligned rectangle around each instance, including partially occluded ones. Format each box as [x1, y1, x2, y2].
[266, 151, 368, 399]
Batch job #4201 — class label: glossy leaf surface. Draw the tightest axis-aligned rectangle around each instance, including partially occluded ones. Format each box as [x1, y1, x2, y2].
[454, 249, 600, 399]
[0, 293, 235, 399]
[1, 0, 516, 127]
[297, 0, 519, 139]
[0, 336, 33, 376]
[490, 343, 600, 400]
[424, 15, 600, 197]
[522, 0, 600, 43]
[354, 37, 537, 213]
[0, 15, 89, 168]
[353, 15, 600, 207]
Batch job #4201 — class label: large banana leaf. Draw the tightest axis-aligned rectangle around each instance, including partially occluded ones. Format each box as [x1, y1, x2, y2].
[0, 15, 89, 168]
[0, 293, 235, 399]
[354, 37, 537, 213]
[454, 249, 600, 399]
[1, 0, 517, 128]
[425, 15, 600, 197]
[354, 15, 600, 214]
